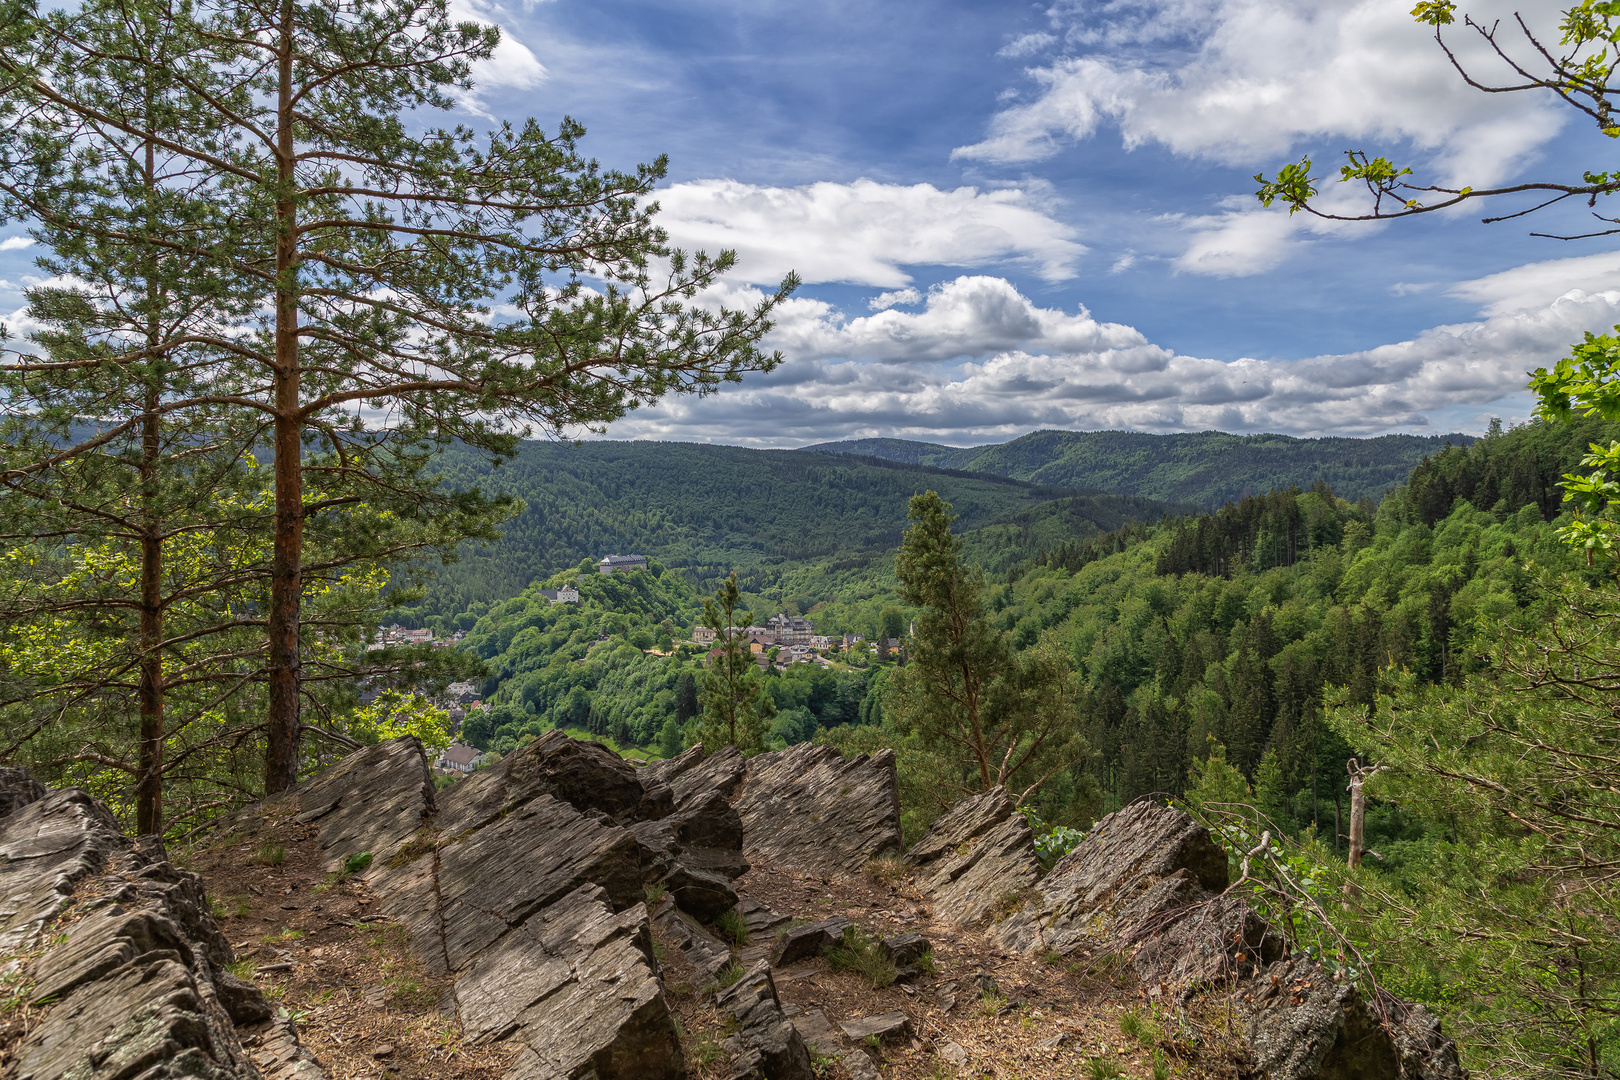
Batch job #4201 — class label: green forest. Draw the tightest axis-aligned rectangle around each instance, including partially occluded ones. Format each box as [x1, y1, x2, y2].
[805, 428, 1474, 506]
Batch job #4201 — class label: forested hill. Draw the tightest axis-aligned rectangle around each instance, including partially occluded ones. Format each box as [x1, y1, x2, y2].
[412, 440, 1185, 622]
[803, 429, 1475, 506]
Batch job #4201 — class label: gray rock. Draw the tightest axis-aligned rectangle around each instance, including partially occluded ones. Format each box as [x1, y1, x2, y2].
[630, 786, 748, 886]
[880, 931, 933, 980]
[641, 744, 707, 790]
[650, 899, 734, 982]
[1, 775, 270, 1080]
[734, 744, 902, 877]
[455, 883, 681, 1080]
[0, 765, 48, 820]
[663, 863, 738, 923]
[939, 1040, 969, 1068]
[839, 1011, 909, 1042]
[992, 801, 1227, 955]
[906, 788, 1041, 925]
[741, 898, 792, 938]
[435, 729, 645, 838]
[243, 1017, 327, 1080]
[713, 961, 814, 1080]
[769, 916, 850, 966]
[212, 736, 434, 875]
[668, 744, 748, 809]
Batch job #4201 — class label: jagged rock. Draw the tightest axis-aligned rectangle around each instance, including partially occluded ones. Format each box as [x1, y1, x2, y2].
[214, 736, 434, 874]
[769, 916, 849, 966]
[243, 1017, 328, 1080]
[788, 1008, 879, 1080]
[455, 883, 681, 1080]
[378, 790, 643, 974]
[880, 932, 933, 980]
[630, 786, 748, 887]
[266, 736, 686, 1079]
[668, 745, 748, 810]
[641, 744, 707, 789]
[713, 961, 815, 1080]
[650, 898, 733, 982]
[740, 898, 792, 938]
[0, 776, 275, 1080]
[1233, 957, 1466, 1080]
[839, 1011, 909, 1042]
[664, 863, 738, 923]
[0, 765, 48, 819]
[906, 788, 1041, 925]
[993, 801, 1227, 955]
[1119, 877, 1284, 989]
[734, 744, 902, 877]
[435, 729, 646, 837]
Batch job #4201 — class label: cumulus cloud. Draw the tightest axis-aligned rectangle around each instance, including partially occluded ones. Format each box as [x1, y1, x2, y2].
[593, 271, 1619, 447]
[447, 0, 546, 117]
[651, 179, 1085, 288]
[956, 0, 1562, 184]
[868, 288, 922, 311]
[0, 237, 33, 252]
[1449, 250, 1620, 316]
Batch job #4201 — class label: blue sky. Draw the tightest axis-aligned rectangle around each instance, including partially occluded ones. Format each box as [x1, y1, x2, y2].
[5, 0, 1619, 447]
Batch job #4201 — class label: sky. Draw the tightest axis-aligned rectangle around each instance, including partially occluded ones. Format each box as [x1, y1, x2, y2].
[4, 0, 1619, 449]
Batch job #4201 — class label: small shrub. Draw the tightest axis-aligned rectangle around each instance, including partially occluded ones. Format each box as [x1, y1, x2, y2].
[825, 925, 898, 989]
[342, 851, 373, 875]
[715, 908, 749, 946]
[644, 882, 668, 903]
[252, 842, 286, 867]
[913, 948, 938, 975]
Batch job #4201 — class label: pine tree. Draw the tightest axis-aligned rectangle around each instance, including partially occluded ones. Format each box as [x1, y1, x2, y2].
[694, 573, 771, 754]
[1, 0, 794, 793]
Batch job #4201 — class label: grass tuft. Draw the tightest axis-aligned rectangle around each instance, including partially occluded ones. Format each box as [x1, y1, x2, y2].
[1120, 1007, 1161, 1046]
[1086, 1058, 1123, 1080]
[825, 925, 898, 989]
[863, 855, 908, 889]
[252, 841, 286, 867]
[716, 961, 746, 988]
[715, 907, 749, 945]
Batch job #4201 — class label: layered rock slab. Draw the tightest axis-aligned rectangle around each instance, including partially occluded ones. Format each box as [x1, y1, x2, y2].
[906, 787, 1042, 925]
[734, 744, 901, 877]
[0, 780, 293, 1080]
[264, 737, 685, 1080]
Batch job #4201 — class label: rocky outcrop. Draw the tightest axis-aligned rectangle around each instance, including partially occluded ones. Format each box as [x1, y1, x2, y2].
[0, 777, 302, 1080]
[713, 962, 814, 1080]
[734, 743, 902, 877]
[905, 787, 1042, 925]
[232, 736, 686, 1080]
[989, 799, 1463, 1080]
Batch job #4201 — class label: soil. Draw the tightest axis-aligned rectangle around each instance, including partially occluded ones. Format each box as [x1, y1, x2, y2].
[184, 824, 514, 1080]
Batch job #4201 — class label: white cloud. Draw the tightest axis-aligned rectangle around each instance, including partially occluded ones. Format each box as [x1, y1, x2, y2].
[999, 32, 1056, 58]
[1449, 249, 1620, 316]
[651, 178, 1086, 287]
[956, 0, 1564, 188]
[448, 0, 546, 116]
[593, 271, 1618, 446]
[0, 237, 33, 252]
[868, 288, 922, 311]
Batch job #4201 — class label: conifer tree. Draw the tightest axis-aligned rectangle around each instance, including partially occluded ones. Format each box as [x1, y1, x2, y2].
[887, 491, 1088, 802]
[694, 573, 771, 754]
[0, 0, 793, 794]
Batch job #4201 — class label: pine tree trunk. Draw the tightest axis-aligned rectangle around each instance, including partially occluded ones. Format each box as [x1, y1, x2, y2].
[264, 0, 302, 794]
[1347, 768, 1367, 869]
[136, 394, 164, 835]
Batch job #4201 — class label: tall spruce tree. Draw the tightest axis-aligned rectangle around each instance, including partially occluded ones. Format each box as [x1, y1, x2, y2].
[886, 491, 1088, 803]
[0, 0, 793, 794]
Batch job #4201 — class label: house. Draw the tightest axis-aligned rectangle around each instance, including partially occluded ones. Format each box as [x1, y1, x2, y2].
[765, 613, 814, 645]
[436, 740, 484, 775]
[692, 625, 717, 645]
[538, 584, 580, 604]
[843, 632, 865, 646]
[444, 680, 480, 704]
[598, 554, 649, 575]
[810, 635, 833, 651]
[785, 644, 813, 664]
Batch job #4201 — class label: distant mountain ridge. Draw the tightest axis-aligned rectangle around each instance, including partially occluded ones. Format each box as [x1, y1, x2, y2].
[802, 429, 1476, 507]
